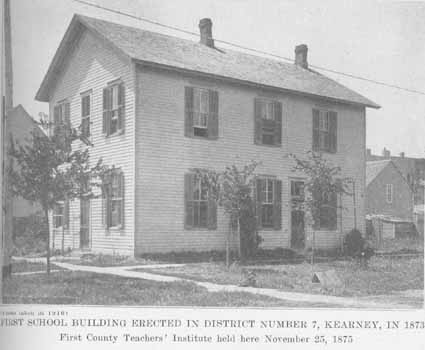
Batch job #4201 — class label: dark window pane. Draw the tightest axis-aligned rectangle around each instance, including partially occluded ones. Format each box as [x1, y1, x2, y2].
[262, 133, 274, 145]
[193, 202, 200, 227]
[199, 202, 208, 227]
[194, 127, 208, 138]
[111, 200, 121, 227]
[262, 204, 274, 227]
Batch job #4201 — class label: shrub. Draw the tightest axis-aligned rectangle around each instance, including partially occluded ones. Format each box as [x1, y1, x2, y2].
[13, 214, 47, 256]
[344, 229, 363, 257]
[344, 228, 375, 267]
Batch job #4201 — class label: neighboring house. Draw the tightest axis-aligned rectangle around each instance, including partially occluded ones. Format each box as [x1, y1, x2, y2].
[366, 148, 425, 207]
[366, 160, 414, 220]
[7, 105, 43, 218]
[35, 15, 379, 256]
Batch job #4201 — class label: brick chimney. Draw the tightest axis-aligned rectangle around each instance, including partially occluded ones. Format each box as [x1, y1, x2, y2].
[295, 44, 308, 68]
[382, 147, 391, 158]
[399, 152, 405, 158]
[199, 18, 214, 48]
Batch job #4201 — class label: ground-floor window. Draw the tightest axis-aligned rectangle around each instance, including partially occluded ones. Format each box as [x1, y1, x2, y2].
[184, 172, 217, 229]
[315, 192, 337, 230]
[256, 177, 282, 230]
[53, 201, 69, 229]
[102, 169, 125, 229]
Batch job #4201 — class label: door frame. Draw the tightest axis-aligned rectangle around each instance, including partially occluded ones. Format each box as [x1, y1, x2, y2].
[288, 177, 306, 249]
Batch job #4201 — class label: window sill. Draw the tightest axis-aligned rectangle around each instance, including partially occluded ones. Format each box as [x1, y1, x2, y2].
[104, 129, 125, 138]
[254, 142, 282, 148]
[259, 227, 280, 231]
[312, 149, 337, 154]
[185, 135, 218, 141]
[105, 225, 124, 234]
[184, 226, 216, 231]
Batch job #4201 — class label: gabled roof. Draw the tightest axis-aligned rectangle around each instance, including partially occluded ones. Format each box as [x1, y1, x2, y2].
[366, 160, 411, 189]
[36, 15, 380, 109]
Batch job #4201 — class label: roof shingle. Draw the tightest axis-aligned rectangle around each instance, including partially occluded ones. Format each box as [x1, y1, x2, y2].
[36, 14, 380, 109]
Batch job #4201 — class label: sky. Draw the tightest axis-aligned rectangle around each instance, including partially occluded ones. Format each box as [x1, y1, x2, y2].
[9, 0, 425, 157]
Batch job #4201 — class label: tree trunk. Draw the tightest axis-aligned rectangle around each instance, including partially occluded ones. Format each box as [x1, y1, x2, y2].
[226, 221, 230, 268]
[311, 230, 315, 267]
[237, 218, 241, 260]
[44, 208, 51, 275]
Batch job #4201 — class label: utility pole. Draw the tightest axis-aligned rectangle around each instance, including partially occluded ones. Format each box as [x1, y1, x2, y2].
[2, 0, 13, 282]
[0, 0, 4, 302]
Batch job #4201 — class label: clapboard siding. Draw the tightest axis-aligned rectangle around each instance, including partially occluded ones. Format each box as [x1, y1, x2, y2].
[48, 29, 135, 255]
[135, 66, 366, 254]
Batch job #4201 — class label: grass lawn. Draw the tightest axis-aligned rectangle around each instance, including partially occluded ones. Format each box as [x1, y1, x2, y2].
[135, 256, 424, 298]
[2, 271, 340, 307]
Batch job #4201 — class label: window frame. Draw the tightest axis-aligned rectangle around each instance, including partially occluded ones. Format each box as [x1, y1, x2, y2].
[260, 178, 275, 228]
[103, 81, 125, 137]
[254, 98, 282, 147]
[184, 171, 217, 230]
[315, 191, 338, 231]
[256, 176, 281, 230]
[191, 175, 209, 228]
[53, 202, 65, 229]
[386, 183, 393, 204]
[52, 100, 70, 137]
[103, 169, 124, 230]
[313, 108, 337, 153]
[193, 88, 209, 130]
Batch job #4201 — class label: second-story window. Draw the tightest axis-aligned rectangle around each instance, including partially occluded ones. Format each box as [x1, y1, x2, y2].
[254, 98, 282, 146]
[313, 109, 337, 153]
[81, 93, 91, 137]
[184, 87, 219, 139]
[53, 101, 70, 136]
[103, 82, 125, 136]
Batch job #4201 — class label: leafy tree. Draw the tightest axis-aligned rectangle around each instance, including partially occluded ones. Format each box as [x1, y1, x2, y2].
[9, 120, 109, 274]
[291, 151, 351, 263]
[196, 161, 261, 266]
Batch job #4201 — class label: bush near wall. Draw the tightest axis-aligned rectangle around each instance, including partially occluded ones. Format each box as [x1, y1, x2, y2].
[13, 214, 47, 256]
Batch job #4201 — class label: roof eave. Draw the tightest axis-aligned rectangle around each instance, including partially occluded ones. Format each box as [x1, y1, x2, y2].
[36, 15, 83, 102]
[36, 14, 131, 102]
[133, 59, 380, 109]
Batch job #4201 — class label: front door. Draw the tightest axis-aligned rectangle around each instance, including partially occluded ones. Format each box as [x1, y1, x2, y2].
[290, 180, 305, 249]
[80, 199, 90, 249]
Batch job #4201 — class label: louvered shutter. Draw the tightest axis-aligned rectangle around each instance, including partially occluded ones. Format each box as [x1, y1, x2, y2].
[329, 192, 337, 230]
[328, 111, 337, 153]
[103, 88, 111, 135]
[64, 102, 71, 127]
[53, 105, 60, 136]
[254, 99, 263, 144]
[312, 109, 320, 151]
[274, 101, 282, 145]
[63, 200, 70, 229]
[119, 171, 125, 228]
[273, 179, 282, 230]
[207, 191, 217, 230]
[184, 173, 195, 228]
[184, 87, 194, 137]
[102, 175, 111, 230]
[207, 90, 219, 139]
[54, 105, 60, 125]
[118, 84, 125, 133]
[255, 178, 263, 229]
